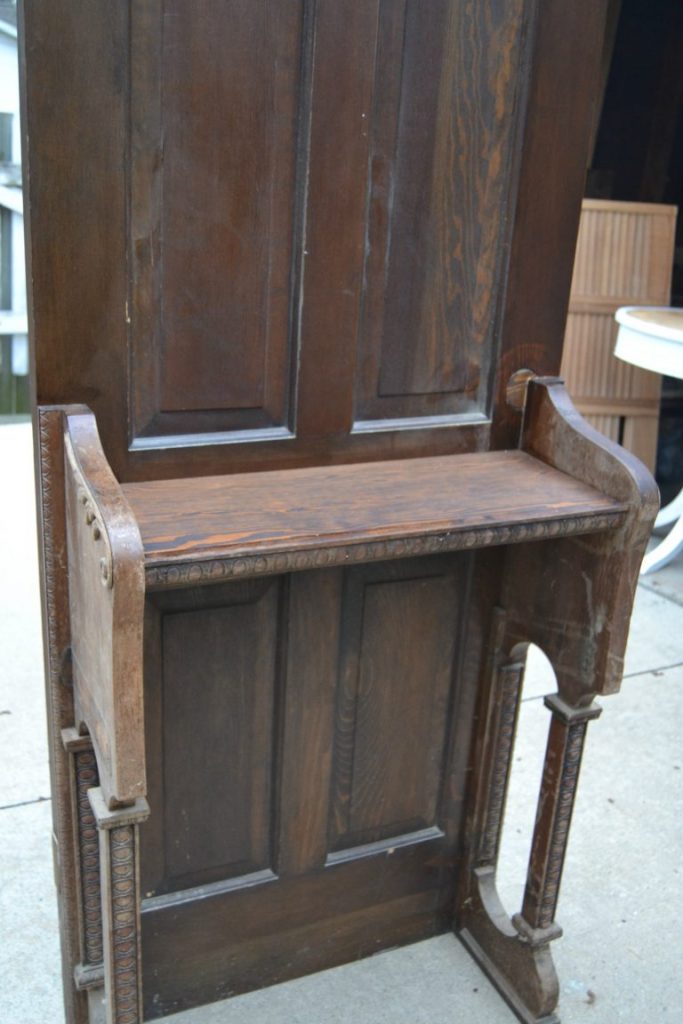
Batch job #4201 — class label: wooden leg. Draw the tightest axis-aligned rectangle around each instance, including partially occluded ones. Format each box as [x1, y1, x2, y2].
[459, 649, 560, 1023]
[88, 789, 149, 1024]
[458, 642, 602, 1024]
[513, 696, 601, 945]
[458, 377, 658, 1020]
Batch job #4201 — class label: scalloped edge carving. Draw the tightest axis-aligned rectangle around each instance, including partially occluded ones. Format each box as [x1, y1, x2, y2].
[144, 511, 626, 589]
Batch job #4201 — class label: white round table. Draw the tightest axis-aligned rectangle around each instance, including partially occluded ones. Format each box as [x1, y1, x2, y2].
[614, 306, 683, 574]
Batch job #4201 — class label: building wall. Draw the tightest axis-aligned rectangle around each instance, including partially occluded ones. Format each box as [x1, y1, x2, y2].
[0, 23, 28, 414]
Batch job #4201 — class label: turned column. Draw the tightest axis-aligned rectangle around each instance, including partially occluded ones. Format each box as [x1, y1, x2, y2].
[513, 695, 602, 946]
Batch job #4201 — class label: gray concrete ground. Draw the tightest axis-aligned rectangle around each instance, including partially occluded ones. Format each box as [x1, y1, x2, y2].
[1, 421, 682, 1024]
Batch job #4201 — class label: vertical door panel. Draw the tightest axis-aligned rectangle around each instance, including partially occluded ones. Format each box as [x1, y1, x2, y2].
[353, 0, 530, 427]
[130, 0, 307, 445]
[141, 557, 474, 1017]
[141, 578, 283, 897]
[330, 565, 460, 852]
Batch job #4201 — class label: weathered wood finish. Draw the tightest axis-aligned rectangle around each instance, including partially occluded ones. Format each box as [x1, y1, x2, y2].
[510, 378, 659, 700]
[516, 696, 602, 937]
[34, 408, 90, 1024]
[61, 728, 105, 995]
[45, 382, 657, 1024]
[63, 412, 145, 808]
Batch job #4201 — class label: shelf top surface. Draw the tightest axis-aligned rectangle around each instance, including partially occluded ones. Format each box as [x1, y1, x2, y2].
[121, 451, 626, 566]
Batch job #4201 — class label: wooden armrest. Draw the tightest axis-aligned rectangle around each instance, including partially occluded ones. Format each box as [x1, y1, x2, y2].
[521, 376, 659, 522]
[64, 410, 145, 808]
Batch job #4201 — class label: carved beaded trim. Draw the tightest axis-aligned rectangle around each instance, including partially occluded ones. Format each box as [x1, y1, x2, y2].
[537, 719, 587, 929]
[108, 825, 141, 1024]
[39, 411, 83, 1003]
[74, 748, 103, 966]
[39, 412, 61, 671]
[479, 662, 523, 866]
[145, 511, 626, 589]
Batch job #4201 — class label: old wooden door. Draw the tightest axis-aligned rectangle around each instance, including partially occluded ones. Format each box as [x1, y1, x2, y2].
[21, 0, 608, 1017]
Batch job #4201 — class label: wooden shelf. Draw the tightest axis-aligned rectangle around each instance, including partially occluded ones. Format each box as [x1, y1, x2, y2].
[121, 451, 627, 588]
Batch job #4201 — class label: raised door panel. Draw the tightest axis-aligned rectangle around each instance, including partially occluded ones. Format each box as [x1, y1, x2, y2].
[297, 0, 532, 438]
[124, 0, 533, 453]
[130, 0, 306, 446]
[352, 0, 530, 428]
[141, 578, 283, 897]
[330, 566, 460, 853]
[141, 558, 474, 1017]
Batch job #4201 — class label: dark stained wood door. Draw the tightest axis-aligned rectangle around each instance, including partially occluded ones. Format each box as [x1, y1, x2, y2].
[21, 0, 610, 1017]
[22, 0, 603, 479]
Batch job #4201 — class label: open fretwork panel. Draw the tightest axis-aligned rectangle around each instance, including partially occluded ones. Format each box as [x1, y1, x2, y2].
[21, 2, 657, 1023]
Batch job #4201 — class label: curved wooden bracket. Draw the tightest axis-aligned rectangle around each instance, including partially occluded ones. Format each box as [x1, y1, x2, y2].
[63, 409, 146, 809]
[521, 377, 658, 538]
[506, 377, 658, 703]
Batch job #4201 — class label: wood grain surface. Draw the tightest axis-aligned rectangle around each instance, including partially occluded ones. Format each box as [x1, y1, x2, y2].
[23, 0, 600, 479]
[353, 0, 528, 425]
[122, 451, 625, 565]
[21, 1, 626, 1020]
[141, 579, 281, 898]
[64, 411, 146, 809]
[130, 0, 303, 441]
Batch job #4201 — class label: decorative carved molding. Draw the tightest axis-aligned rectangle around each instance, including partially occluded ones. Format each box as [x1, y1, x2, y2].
[515, 695, 602, 940]
[145, 511, 626, 589]
[64, 431, 114, 588]
[108, 824, 141, 1024]
[536, 719, 587, 930]
[88, 789, 149, 1024]
[479, 661, 524, 866]
[38, 411, 61, 670]
[74, 747, 104, 966]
